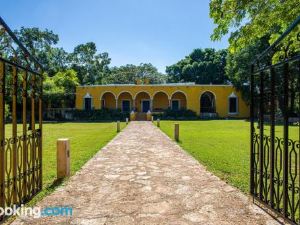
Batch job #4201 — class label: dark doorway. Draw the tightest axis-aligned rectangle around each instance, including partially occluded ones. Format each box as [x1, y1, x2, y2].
[122, 100, 130, 112]
[171, 100, 180, 111]
[200, 92, 216, 113]
[142, 100, 150, 112]
[84, 98, 92, 110]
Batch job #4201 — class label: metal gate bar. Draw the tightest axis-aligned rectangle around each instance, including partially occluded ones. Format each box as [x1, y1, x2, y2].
[0, 16, 43, 220]
[250, 15, 300, 224]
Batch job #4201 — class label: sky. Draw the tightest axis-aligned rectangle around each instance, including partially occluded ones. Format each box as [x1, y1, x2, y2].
[1, 0, 229, 73]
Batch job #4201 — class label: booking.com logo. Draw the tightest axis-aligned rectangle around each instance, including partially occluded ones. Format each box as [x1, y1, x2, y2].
[0, 205, 73, 218]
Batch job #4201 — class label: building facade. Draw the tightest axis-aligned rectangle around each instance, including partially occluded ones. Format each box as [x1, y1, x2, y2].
[75, 83, 249, 118]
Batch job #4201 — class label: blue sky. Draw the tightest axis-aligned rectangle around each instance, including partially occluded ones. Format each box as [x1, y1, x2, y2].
[1, 0, 228, 72]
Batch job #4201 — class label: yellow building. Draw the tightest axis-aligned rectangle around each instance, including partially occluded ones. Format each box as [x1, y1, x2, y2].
[75, 83, 249, 119]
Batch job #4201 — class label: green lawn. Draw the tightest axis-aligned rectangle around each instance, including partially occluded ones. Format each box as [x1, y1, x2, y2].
[159, 120, 298, 193]
[5, 122, 126, 206]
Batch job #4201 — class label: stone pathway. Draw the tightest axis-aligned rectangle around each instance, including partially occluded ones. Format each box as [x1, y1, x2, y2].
[13, 121, 282, 225]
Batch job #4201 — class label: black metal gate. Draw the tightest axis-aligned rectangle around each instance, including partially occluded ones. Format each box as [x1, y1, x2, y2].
[0, 17, 43, 220]
[250, 16, 300, 224]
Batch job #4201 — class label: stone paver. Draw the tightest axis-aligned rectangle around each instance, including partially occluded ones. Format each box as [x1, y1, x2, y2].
[13, 121, 282, 225]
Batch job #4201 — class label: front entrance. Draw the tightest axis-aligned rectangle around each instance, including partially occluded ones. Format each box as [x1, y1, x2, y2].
[85, 98, 92, 110]
[171, 100, 180, 111]
[122, 100, 130, 112]
[141, 100, 150, 112]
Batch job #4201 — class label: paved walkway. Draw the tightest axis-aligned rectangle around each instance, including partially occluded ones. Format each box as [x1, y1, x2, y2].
[13, 122, 282, 225]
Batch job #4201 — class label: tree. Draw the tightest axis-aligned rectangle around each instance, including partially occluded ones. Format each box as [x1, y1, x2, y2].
[166, 48, 227, 84]
[103, 63, 166, 84]
[226, 37, 270, 103]
[70, 42, 111, 85]
[44, 69, 79, 108]
[15, 27, 69, 75]
[209, 0, 300, 52]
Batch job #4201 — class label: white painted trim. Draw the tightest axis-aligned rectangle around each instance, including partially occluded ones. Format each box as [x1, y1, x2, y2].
[78, 83, 234, 87]
[134, 91, 151, 100]
[84, 93, 92, 98]
[171, 99, 180, 110]
[152, 91, 170, 100]
[121, 99, 131, 112]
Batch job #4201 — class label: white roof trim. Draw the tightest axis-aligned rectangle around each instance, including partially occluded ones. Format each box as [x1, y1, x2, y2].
[78, 83, 233, 88]
[228, 92, 237, 98]
[84, 93, 92, 98]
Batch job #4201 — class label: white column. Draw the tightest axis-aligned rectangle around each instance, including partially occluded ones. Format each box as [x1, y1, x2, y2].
[115, 98, 118, 109]
[169, 99, 172, 108]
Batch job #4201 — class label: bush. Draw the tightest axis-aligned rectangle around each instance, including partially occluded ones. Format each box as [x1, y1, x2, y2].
[155, 108, 198, 120]
[5, 104, 11, 120]
[69, 108, 129, 121]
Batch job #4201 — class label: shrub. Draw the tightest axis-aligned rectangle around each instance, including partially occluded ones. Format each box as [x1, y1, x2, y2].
[68, 108, 129, 121]
[155, 108, 198, 120]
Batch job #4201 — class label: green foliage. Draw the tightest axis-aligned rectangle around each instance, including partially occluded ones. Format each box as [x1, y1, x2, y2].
[154, 108, 198, 120]
[5, 122, 126, 207]
[70, 109, 129, 121]
[16, 27, 69, 76]
[70, 42, 111, 85]
[43, 69, 79, 108]
[209, 0, 300, 52]
[166, 48, 227, 84]
[225, 37, 270, 103]
[5, 104, 10, 120]
[103, 63, 167, 84]
[160, 120, 298, 192]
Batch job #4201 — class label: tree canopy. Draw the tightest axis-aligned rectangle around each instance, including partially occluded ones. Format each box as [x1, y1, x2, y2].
[209, 0, 300, 52]
[166, 48, 227, 84]
[103, 63, 166, 84]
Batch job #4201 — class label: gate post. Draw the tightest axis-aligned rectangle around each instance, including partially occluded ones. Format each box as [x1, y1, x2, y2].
[174, 123, 179, 142]
[0, 61, 5, 211]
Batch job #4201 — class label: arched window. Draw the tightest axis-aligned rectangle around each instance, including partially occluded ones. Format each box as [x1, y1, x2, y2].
[200, 92, 216, 113]
[228, 92, 238, 114]
[83, 93, 92, 111]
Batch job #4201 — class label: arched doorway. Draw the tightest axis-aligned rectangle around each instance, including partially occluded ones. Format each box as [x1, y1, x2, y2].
[152, 92, 169, 112]
[101, 92, 116, 110]
[135, 92, 151, 112]
[117, 92, 133, 112]
[170, 91, 187, 111]
[200, 91, 216, 113]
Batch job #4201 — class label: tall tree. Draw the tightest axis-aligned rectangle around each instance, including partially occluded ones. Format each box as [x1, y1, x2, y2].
[70, 42, 111, 85]
[103, 63, 166, 84]
[44, 69, 79, 108]
[15, 27, 69, 75]
[226, 37, 270, 103]
[209, 0, 300, 52]
[166, 48, 227, 84]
